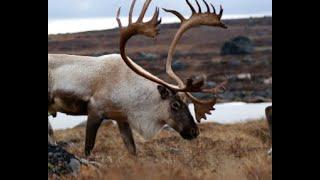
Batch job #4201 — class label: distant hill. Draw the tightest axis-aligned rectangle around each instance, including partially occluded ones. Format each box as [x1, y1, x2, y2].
[48, 17, 272, 103]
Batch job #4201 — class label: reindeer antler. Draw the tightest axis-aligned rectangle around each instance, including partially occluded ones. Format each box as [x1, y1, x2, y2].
[117, 0, 213, 93]
[163, 0, 228, 122]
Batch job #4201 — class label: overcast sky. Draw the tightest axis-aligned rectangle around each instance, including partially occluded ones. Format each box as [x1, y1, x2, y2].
[48, 0, 272, 20]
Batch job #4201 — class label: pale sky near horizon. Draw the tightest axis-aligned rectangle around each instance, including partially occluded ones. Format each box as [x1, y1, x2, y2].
[48, 0, 272, 20]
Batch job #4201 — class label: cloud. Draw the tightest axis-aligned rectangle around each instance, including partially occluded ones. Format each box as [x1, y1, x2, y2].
[48, 0, 272, 20]
[77, 0, 91, 11]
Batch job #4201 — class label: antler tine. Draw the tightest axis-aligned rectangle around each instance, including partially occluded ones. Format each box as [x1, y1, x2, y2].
[157, 17, 162, 26]
[128, 0, 137, 25]
[188, 79, 227, 122]
[195, 0, 202, 13]
[186, 92, 217, 122]
[119, 0, 211, 94]
[161, 0, 228, 122]
[218, 5, 223, 19]
[186, 0, 196, 14]
[210, 3, 216, 14]
[137, 0, 152, 22]
[149, 7, 161, 24]
[116, 7, 123, 29]
[163, 0, 227, 91]
[162, 8, 186, 22]
[202, 0, 210, 13]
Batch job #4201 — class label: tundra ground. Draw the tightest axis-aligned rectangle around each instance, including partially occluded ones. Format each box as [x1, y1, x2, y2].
[50, 120, 272, 180]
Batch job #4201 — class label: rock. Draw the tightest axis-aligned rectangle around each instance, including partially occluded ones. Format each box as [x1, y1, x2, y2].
[228, 59, 241, 67]
[237, 73, 252, 80]
[68, 159, 81, 174]
[48, 144, 81, 176]
[138, 52, 159, 61]
[264, 77, 272, 85]
[172, 60, 188, 71]
[206, 81, 217, 88]
[228, 73, 252, 82]
[221, 36, 254, 55]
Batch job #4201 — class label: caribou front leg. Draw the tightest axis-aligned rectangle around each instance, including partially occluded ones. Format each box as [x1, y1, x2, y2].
[85, 110, 104, 156]
[117, 121, 136, 155]
[48, 118, 56, 145]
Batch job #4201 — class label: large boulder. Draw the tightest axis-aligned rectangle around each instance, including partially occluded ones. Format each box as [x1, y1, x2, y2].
[48, 144, 81, 176]
[48, 119, 81, 177]
[221, 36, 254, 55]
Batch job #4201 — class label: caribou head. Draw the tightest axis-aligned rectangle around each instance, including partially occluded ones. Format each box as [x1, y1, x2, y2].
[116, 0, 227, 137]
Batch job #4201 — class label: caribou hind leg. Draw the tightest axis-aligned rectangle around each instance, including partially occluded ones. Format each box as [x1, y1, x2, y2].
[117, 121, 136, 155]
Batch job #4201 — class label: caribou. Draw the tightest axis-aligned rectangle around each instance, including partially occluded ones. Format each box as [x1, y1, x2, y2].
[48, 0, 227, 156]
[265, 106, 272, 155]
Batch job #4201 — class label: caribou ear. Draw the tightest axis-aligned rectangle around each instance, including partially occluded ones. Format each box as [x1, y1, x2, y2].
[157, 85, 170, 99]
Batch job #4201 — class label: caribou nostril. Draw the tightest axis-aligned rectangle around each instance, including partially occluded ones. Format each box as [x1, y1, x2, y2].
[195, 128, 199, 136]
[190, 129, 194, 135]
[190, 128, 199, 137]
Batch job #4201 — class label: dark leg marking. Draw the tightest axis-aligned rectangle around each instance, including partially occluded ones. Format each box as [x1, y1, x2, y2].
[85, 112, 103, 156]
[117, 121, 136, 155]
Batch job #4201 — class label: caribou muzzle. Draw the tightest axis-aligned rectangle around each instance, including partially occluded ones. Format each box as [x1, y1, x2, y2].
[180, 126, 199, 140]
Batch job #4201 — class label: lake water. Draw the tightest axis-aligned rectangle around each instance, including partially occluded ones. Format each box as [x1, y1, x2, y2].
[48, 13, 272, 35]
[49, 102, 272, 130]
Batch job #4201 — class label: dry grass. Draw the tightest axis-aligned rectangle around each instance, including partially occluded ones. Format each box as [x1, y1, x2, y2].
[51, 120, 272, 180]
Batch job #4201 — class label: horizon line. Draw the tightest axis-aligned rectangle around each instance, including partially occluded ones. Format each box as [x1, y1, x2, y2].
[48, 12, 272, 35]
[49, 11, 272, 22]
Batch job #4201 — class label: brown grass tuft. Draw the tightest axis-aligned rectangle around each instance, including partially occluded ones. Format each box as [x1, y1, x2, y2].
[51, 120, 272, 180]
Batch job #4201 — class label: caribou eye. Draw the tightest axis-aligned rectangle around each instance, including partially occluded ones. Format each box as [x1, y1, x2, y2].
[171, 101, 181, 111]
